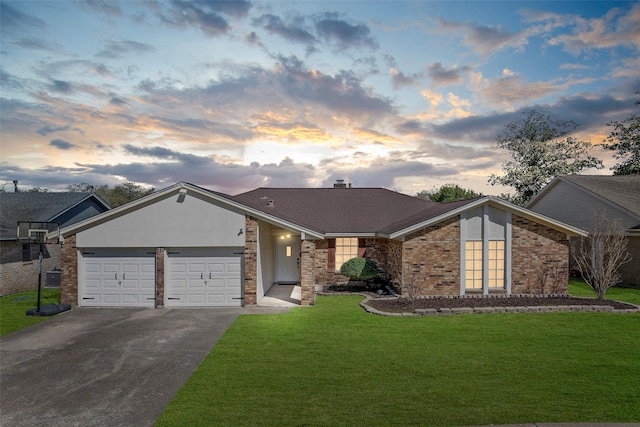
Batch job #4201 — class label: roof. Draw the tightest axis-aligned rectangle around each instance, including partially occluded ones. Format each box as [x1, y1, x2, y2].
[230, 187, 438, 234]
[527, 175, 640, 218]
[58, 182, 587, 240]
[0, 192, 109, 240]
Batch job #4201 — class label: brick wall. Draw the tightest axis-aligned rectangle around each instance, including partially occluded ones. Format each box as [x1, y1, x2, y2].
[155, 248, 165, 307]
[244, 216, 258, 305]
[0, 241, 61, 296]
[60, 234, 78, 305]
[401, 216, 461, 296]
[300, 239, 316, 305]
[511, 215, 569, 294]
[620, 236, 639, 287]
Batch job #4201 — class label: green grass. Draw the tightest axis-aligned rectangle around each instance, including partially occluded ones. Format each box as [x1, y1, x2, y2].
[0, 289, 61, 337]
[569, 278, 640, 306]
[157, 288, 640, 427]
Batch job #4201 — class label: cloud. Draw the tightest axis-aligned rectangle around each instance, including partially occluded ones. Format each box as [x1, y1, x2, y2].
[427, 63, 469, 86]
[252, 14, 316, 44]
[96, 40, 155, 59]
[314, 12, 378, 50]
[50, 139, 77, 150]
[152, 0, 252, 37]
[437, 17, 528, 57]
[0, 3, 46, 31]
[49, 80, 73, 94]
[37, 124, 72, 136]
[390, 68, 420, 89]
[81, 0, 124, 17]
[523, 3, 640, 54]
[12, 38, 61, 52]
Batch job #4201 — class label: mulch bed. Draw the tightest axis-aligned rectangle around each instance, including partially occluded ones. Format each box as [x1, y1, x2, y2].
[365, 294, 637, 313]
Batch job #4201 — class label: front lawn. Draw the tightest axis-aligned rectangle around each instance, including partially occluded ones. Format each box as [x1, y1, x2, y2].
[157, 287, 640, 426]
[0, 289, 61, 337]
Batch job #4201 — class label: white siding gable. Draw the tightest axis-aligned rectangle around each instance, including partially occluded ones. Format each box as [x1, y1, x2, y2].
[77, 193, 245, 248]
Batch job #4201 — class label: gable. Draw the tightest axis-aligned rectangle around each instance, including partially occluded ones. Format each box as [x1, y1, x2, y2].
[528, 179, 640, 231]
[76, 191, 245, 248]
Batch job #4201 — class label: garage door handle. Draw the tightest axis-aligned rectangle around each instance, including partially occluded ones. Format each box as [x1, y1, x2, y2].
[123, 273, 126, 280]
[168, 297, 180, 300]
[114, 273, 118, 279]
[201, 273, 203, 279]
[209, 273, 212, 279]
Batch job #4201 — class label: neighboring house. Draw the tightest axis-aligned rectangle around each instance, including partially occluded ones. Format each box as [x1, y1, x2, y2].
[527, 175, 640, 286]
[0, 192, 110, 296]
[57, 181, 586, 308]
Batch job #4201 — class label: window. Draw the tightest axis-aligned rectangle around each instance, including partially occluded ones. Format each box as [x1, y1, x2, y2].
[488, 240, 505, 288]
[465, 241, 483, 289]
[335, 237, 358, 271]
[286, 246, 292, 257]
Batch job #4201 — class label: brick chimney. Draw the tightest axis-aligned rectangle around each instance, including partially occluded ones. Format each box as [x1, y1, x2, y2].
[334, 179, 348, 189]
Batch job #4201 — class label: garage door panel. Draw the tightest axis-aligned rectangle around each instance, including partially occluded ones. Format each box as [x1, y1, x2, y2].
[166, 249, 242, 307]
[81, 251, 155, 307]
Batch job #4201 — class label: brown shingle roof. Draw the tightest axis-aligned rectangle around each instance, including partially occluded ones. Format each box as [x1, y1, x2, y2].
[231, 187, 439, 234]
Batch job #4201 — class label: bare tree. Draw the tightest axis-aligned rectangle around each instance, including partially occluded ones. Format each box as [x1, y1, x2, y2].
[400, 264, 426, 308]
[572, 214, 632, 300]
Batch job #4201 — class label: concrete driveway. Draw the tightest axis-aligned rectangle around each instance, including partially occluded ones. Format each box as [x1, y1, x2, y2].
[0, 306, 286, 427]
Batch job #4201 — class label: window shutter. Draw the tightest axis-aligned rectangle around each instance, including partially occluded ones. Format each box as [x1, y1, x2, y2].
[358, 238, 366, 257]
[328, 239, 336, 271]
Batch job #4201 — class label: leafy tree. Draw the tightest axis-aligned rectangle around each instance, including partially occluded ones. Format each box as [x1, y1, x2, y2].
[572, 214, 632, 300]
[67, 182, 154, 207]
[489, 110, 603, 205]
[601, 93, 640, 175]
[415, 184, 482, 203]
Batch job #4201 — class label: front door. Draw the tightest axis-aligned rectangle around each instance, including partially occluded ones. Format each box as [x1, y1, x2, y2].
[276, 236, 300, 283]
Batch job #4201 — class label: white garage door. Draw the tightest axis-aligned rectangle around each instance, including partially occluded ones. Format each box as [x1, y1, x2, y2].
[166, 248, 242, 307]
[82, 249, 155, 307]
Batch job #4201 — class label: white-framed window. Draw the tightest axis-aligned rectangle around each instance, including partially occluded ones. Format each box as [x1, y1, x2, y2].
[464, 241, 483, 289]
[335, 237, 358, 271]
[488, 240, 505, 288]
[461, 205, 511, 294]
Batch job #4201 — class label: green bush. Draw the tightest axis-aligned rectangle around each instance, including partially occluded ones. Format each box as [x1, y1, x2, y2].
[339, 257, 378, 281]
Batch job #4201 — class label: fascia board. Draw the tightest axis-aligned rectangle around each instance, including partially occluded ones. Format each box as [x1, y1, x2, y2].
[390, 196, 588, 239]
[324, 232, 389, 238]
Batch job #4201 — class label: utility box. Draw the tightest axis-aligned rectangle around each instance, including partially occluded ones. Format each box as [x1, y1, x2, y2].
[46, 270, 61, 288]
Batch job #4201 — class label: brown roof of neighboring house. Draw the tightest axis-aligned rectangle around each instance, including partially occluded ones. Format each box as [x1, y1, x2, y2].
[559, 175, 640, 217]
[231, 187, 439, 234]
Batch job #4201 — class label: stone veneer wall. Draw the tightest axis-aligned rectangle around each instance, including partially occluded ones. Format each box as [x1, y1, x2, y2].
[511, 215, 569, 294]
[60, 234, 78, 305]
[244, 216, 258, 305]
[401, 216, 460, 296]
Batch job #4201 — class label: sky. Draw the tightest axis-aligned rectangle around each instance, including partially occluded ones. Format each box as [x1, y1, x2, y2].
[1, 1, 639, 197]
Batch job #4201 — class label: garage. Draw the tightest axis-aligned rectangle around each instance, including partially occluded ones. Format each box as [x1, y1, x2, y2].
[166, 248, 243, 307]
[81, 249, 155, 307]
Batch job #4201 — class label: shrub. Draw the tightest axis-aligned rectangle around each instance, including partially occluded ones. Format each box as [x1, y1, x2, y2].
[340, 257, 378, 281]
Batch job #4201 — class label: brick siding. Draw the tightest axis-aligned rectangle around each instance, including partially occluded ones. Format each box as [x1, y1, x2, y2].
[511, 215, 569, 294]
[620, 236, 639, 286]
[401, 216, 461, 296]
[60, 234, 78, 305]
[300, 239, 316, 305]
[244, 216, 258, 305]
[155, 248, 165, 307]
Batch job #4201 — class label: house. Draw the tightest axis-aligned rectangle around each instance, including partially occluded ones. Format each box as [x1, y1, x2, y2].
[0, 192, 110, 296]
[56, 181, 586, 308]
[527, 175, 640, 286]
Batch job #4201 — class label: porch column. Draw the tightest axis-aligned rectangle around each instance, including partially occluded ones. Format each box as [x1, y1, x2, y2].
[244, 216, 258, 305]
[60, 234, 78, 306]
[300, 239, 316, 305]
